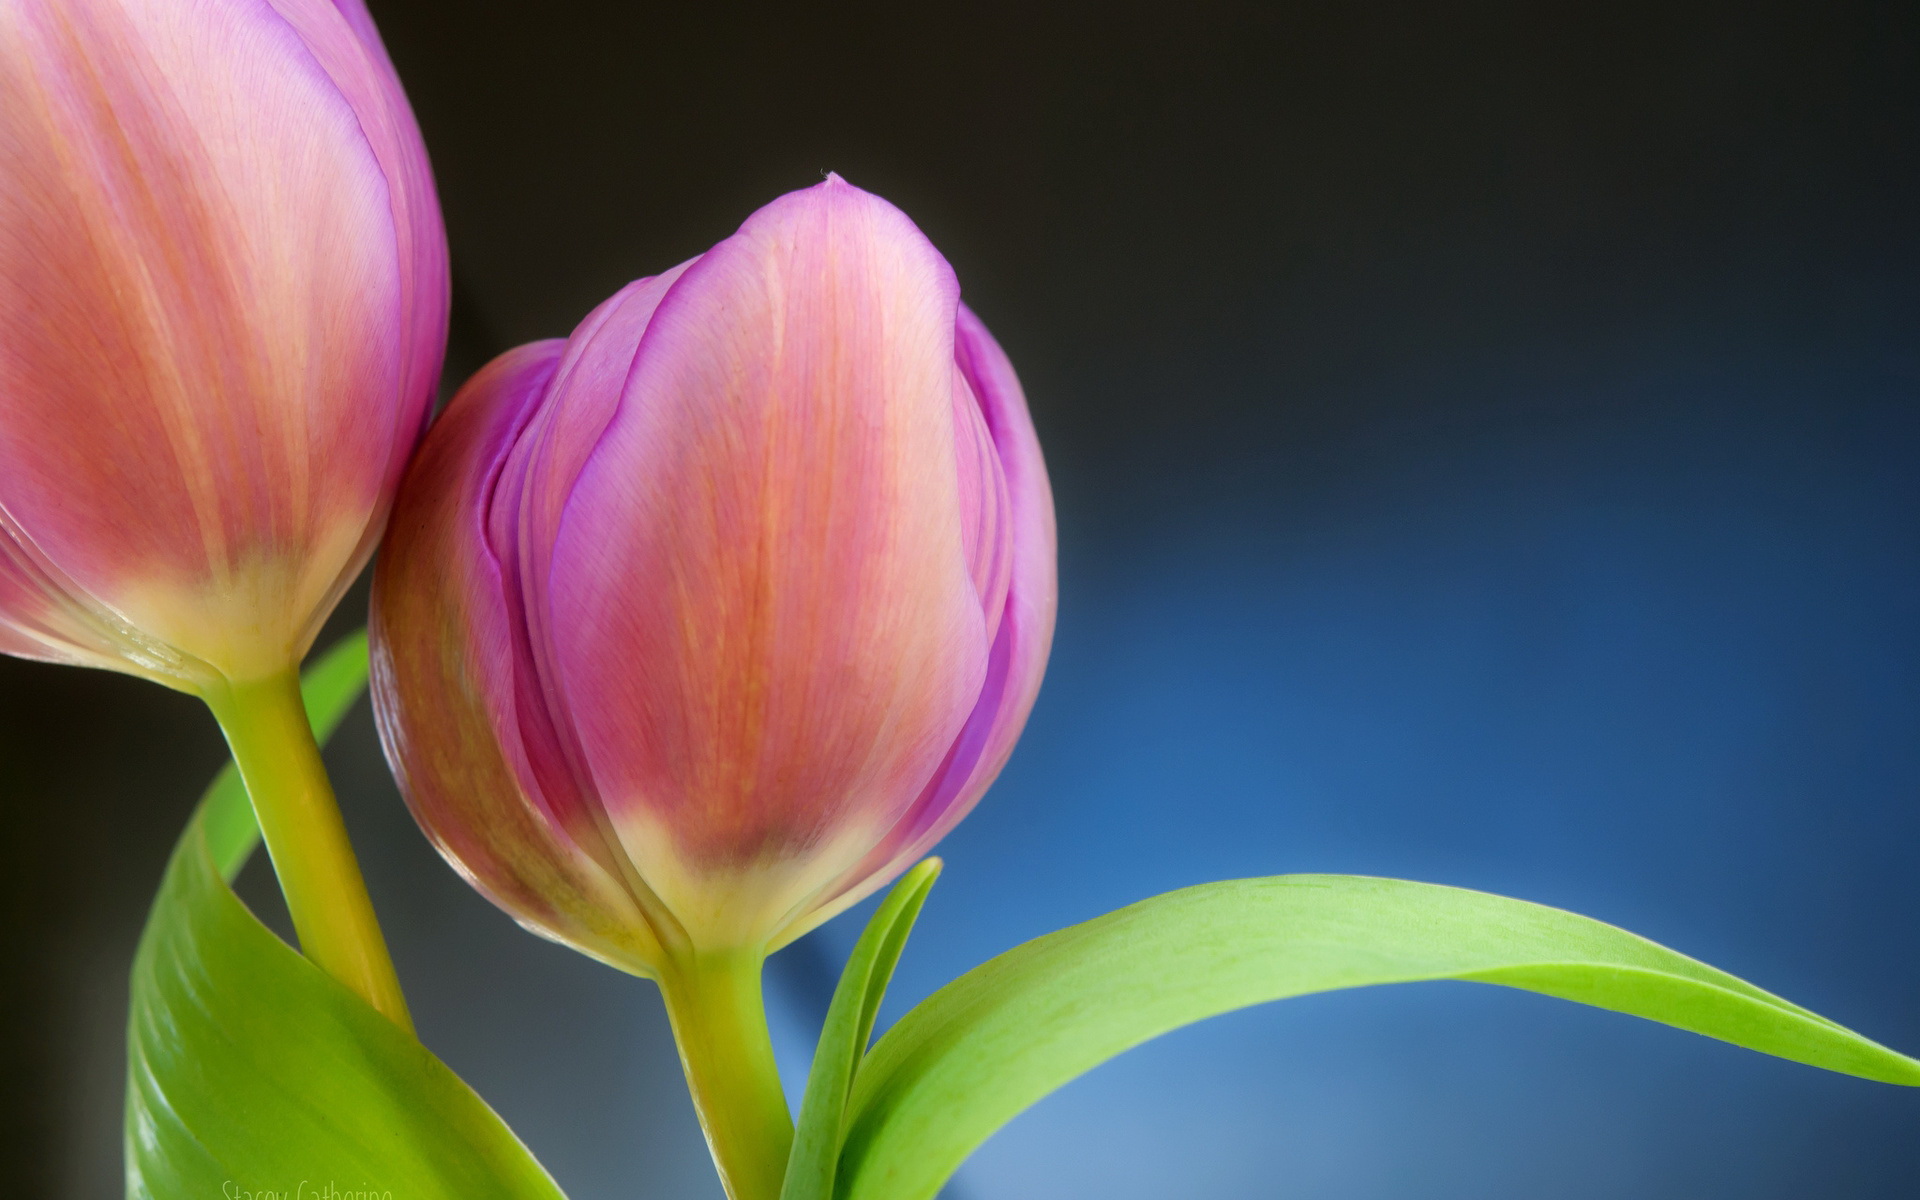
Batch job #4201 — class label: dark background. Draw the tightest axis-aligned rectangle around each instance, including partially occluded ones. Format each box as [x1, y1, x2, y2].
[6, 0, 1920, 1196]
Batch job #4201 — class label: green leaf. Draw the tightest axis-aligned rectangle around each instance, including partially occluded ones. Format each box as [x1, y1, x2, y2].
[839, 874, 1920, 1200]
[125, 633, 569, 1200]
[781, 859, 942, 1200]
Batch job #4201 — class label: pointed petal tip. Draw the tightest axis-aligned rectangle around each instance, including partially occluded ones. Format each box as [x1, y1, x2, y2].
[753, 171, 906, 229]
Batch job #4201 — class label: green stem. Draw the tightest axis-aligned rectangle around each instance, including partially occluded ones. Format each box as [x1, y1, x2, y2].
[203, 669, 413, 1032]
[659, 950, 793, 1200]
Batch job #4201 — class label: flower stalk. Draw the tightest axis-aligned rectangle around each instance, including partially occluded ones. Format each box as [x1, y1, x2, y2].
[658, 951, 793, 1200]
[204, 670, 412, 1032]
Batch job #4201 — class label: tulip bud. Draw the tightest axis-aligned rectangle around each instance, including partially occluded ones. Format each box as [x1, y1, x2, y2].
[370, 177, 1056, 972]
[0, 0, 448, 691]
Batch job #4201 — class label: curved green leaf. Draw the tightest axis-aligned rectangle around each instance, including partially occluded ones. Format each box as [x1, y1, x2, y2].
[781, 859, 942, 1200]
[840, 874, 1920, 1200]
[126, 634, 568, 1200]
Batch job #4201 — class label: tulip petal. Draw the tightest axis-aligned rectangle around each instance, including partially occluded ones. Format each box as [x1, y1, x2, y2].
[788, 303, 1058, 941]
[951, 360, 1015, 637]
[0, 0, 431, 680]
[489, 266, 695, 883]
[267, 0, 447, 447]
[371, 342, 661, 974]
[947, 303, 1058, 808]
[547, 179, 993, 948]
[0, 519, 187, 676]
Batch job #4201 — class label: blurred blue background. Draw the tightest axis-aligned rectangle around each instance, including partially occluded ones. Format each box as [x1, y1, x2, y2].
[4, 1, 1917, 1196]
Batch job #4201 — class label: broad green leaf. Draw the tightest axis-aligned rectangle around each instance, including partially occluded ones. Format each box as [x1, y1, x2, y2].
[126, 633, 568, 1200]
[839, 874, 1920, 1200]
[781, 860, 942, 1200]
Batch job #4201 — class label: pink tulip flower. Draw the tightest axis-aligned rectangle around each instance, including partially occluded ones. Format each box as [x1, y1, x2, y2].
[0, 0, 448, 691]
[370, 176, 1057, 973]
